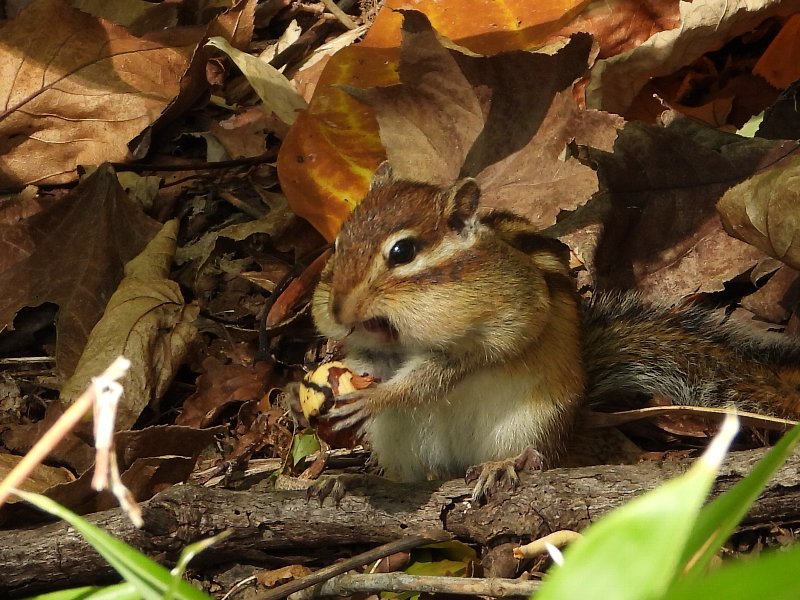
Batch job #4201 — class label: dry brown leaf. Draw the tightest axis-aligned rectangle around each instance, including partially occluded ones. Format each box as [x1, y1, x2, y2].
[741, 266, 800, 323]
[586, 0, 800, 117]
[717, 151, 800, 271]
[0, 165, 161, 377]
[476, 92, 622, 227]
[40, 426, 222, 513]
[207, 0, 258, 50]
[559, 0, 682, 60]
[350, 12, 622, 228]
[351, 16, 594, 185]
[257, 565, 313, 588]
[211, 107, 273, 159]
[753, 13, 800, 89]
[0, 453, 75, 502]
[176, 192, 320, 293]
[266, 249, 330, 328]
[69, 0, 180, 34]
[58, 219, 199, 430]
[0, 187, 59, 273]
[177, 357, 272, 428]
[227, 401, 291, 464]
[558, 117, 797, 299]
[0, 0, 198, 188]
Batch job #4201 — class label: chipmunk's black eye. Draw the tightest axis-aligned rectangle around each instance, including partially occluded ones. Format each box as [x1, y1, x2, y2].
[387, 238, 417, 266]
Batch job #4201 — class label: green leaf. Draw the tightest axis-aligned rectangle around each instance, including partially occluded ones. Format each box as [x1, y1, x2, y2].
[679, 422, 800, 580]
[291, 431, 321, 466]
[405, 559, 468, 577]
[536, 416, 739, 600]
[419, 540, 477, 562]
[15, 491, 210, 600]
[665, 544, 800, 600]
[736, 112, 764, 138]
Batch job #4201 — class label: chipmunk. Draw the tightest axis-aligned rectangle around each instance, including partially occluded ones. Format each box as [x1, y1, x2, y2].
[310, 163, 800, 501]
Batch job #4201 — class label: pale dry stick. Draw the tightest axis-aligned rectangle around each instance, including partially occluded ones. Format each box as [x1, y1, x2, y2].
[221, 575, 258, 600]
[91, 369, 143, 526]
[218, 190, 266, 220]
[513, 530, 583, 559]
[0, 356, 131, 508]
[584, 406, 796, 432]
[0, 356, 55, 365]
[302, 573, 539, 598]
[319, 0, 358, 29]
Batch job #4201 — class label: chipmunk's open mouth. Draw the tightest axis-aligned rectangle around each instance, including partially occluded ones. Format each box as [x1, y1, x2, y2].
[361, 316, 398, 342]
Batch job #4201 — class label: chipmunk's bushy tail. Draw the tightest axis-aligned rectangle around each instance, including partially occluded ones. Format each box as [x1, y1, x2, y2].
[583, 292, 800, 418]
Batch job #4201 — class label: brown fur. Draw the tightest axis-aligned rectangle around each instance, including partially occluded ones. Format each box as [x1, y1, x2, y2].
[584, 292, 800, 418]
[313, 176, 584, 480]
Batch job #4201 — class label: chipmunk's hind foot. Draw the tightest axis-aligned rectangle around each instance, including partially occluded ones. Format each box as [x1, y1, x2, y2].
[465, 446, 545, 505]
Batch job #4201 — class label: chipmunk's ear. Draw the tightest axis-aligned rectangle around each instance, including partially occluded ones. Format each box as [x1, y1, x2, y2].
[444, 178, 480, 231]
[369, 161, 394, 191]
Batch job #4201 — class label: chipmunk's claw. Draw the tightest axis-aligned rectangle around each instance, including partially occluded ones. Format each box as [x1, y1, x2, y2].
[307, 476, 342, 506]
[321, 391, 372, 438]
[466, 446, 545, 505]
[306, 475, 351, 506]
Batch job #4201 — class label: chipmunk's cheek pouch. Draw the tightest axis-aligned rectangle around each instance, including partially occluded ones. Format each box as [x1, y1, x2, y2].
[465, 446, 545, 505]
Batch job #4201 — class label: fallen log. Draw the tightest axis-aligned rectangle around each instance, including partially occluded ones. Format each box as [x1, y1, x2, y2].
[1, 447, 798, 596]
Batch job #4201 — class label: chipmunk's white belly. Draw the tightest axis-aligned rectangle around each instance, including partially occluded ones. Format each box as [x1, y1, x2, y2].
[366, 367, 565, 482]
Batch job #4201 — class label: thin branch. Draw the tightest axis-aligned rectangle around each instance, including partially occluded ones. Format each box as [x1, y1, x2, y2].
[319, 0, 358, 29]
[257, 530, 453, 600]
[303, 573, 540, 598]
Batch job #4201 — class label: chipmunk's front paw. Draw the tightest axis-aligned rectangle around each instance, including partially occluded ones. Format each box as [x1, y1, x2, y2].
[318, 390, 374, 439]
[465, 446, 545, 505]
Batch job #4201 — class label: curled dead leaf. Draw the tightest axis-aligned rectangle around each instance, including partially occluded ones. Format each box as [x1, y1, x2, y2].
[59, 220, 199, 430]
[717, 152, 800, 271]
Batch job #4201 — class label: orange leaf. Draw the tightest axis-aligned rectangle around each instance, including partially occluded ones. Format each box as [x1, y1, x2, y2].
[754, 14, 800, 90]
[365, 0, 589, 53]
[278, 45, 397, 241]
[279, 0, 588, 240]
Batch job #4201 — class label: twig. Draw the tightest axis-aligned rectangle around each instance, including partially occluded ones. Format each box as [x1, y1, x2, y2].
[108, 150, 278, 173]
[302, 573, 539, 598]
[0, 356, 56, 365]
[319, 0, 357, 29]
[585, 406, 797, 431]
[256, 530, 453, 600]
[0, 357, 130, 507]
[513, 530, 582, 559]
[218, 190, 267, 220]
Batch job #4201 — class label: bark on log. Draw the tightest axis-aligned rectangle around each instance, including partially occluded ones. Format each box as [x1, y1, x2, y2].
[1, 447, 799, 596]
